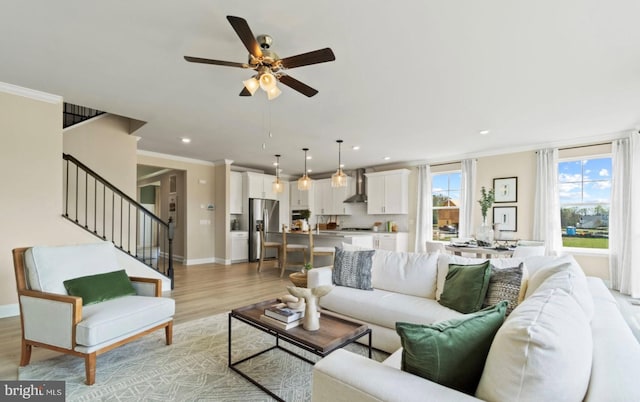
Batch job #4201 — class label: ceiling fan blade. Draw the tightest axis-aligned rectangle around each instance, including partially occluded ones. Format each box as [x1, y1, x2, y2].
[184, 56, 249, 69]
[239, 87, 252, 96]
[278, 75, 319, 97]
[226, 16, 263, 59]
[280, 48, 336, 69]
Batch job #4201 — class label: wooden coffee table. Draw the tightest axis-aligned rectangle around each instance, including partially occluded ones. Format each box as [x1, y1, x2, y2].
[229, 299, 371, 401]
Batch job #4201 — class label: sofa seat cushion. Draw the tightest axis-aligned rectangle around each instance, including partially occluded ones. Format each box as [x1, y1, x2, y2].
[371, 250, 439, 298]
[76, 295, 175, 346]
[319, 286, 463, 330]
[25, 242, 121, 294]
[476, 287, 592, 402]
[584, 277, 640, 401]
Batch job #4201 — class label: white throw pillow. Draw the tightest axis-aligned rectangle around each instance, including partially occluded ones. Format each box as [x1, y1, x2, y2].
[476, 287, 592, 402]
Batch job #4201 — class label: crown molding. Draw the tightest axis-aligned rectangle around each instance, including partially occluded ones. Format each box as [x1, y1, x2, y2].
[0, 82, 62, 104]
[137, 149, 215, 166]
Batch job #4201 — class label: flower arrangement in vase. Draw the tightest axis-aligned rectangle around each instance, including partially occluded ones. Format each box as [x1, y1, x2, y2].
[476, 186, 495, 246]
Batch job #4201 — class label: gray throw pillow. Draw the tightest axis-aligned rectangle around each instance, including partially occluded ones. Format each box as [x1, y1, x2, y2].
[483, 263, 524, 315]
[332, 247, 375, 290]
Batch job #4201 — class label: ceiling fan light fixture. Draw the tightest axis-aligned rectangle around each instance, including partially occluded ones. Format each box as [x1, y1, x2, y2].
[259, 71, 277, 91]
[243, 77, 259, 95]
[297, 148, 313, 191]
[267, 85, 282, 100]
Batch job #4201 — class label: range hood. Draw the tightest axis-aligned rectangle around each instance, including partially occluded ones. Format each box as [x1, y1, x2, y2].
[344, 168, 367, 203]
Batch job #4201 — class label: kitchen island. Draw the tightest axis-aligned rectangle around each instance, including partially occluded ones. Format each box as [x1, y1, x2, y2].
[266, 230, 374, 249]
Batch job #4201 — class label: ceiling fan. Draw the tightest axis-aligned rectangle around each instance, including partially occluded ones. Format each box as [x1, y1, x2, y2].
[184, 16, 336, 99]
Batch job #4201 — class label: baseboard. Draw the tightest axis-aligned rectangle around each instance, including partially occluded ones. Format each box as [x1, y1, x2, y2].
[185, 257, 216, 266]
[0, 303, 20, 318]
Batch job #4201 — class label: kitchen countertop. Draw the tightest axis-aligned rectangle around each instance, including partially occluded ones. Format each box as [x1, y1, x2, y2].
[268, 231, 374, 238]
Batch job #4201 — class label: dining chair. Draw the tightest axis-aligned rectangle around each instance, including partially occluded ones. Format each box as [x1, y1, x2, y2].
[257, 224, 282, 272]
[425, 241, 446, 254]
[309, 230, 335, 267]
[281, 225, 308, 277]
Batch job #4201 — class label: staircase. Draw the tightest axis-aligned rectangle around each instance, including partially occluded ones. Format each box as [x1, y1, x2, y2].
[62, 153, 174, 287]
[63, 103, 105, 128]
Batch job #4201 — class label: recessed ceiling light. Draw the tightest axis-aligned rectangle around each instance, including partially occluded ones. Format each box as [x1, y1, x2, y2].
[352, 146, 360, 150]
[307, 169, 313, 173]
[479, 130, 490, 135]
[340, 163, 345, 168]
[181, 137, 191, 143]
[384, 156, 391, 161]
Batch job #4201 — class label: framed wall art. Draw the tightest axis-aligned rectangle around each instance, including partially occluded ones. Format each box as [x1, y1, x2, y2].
[493, 206, 517, 231]
[493, 177, 517, 203]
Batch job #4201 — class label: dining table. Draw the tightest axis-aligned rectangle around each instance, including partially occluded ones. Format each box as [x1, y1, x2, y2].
[445, 244, 515, 258]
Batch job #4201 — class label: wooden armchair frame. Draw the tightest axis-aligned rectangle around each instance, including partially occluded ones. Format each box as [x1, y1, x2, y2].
[12, 247, 173, 385]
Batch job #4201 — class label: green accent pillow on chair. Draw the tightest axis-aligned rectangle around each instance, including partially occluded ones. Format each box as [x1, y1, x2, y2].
[439, 261, 491, 313]
[396, 301, 508, 395]
[64, 269, 136, 305]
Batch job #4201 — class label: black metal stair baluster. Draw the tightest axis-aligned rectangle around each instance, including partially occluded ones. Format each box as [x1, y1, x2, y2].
[75, 162, 79, 223]
[127, 202, 131, 254]
[64, 158, 69, 218]
[84, 170, 88, 228]
[102, 182, 106, 239]
[94, 177, 97, 234]
[111, 191, 114, 244]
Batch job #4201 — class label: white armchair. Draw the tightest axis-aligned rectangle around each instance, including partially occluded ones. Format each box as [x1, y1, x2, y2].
[12, 242, 175, 385]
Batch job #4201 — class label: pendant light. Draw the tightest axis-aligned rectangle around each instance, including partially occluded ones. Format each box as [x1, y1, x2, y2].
[331, 139, 348, 188]
[297, 148, 312, 191]
[272, 154, 284, 193]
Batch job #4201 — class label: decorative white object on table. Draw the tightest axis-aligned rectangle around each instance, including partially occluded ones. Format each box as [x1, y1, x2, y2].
[287, 285, 333, 331]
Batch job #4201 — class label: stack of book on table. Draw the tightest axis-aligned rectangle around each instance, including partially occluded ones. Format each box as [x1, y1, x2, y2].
[259, 303, 305, 330]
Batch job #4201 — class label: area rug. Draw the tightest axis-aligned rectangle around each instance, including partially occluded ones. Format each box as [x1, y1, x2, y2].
[18, 312, 387, 401]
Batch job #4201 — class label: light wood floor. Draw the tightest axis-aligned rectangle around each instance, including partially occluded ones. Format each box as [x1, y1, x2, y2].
[0, 259, 290, 380]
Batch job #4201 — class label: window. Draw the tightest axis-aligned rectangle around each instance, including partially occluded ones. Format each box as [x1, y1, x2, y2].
[558, 156, 611, 249]
[432, 171, 461, 240]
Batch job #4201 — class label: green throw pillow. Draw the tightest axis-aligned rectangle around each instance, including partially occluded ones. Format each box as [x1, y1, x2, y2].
[439, 261, 491, 313]
[396, 301, 508, 395]
[63, 270, 136, 305]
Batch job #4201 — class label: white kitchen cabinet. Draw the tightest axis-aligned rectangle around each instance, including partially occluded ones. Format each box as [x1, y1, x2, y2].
[365, 169, 410, 214]
[290, 181, 313, 209]
[373, 232, 409, 252]
[314, 178, 352, 216]
[230, 171, 243, 214]
[314, 179, 332, 215]
[231, 231, 248, 262]
[244, 172, 278, 200]
[277, 180, 290, 229]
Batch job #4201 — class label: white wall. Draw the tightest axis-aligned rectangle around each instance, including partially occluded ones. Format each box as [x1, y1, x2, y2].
[0, 84, 169, 317]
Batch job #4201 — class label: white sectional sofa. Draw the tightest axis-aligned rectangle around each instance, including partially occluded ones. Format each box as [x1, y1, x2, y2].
[308, 250, 640, 401]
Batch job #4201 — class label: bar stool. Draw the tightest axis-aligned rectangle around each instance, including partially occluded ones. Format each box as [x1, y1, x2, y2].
[309, 230, 335, 267]
[257, 224, 282, 272]
[281, 225, 308, 277]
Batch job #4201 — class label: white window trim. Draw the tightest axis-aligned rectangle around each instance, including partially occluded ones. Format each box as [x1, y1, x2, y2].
[558, 153, 612, 251]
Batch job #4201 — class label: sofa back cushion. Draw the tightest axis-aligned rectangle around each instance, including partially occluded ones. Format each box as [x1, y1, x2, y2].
[475, 287, 592, 402]
[372, 250, 439, 298]
[24, 242, 120, 294]
[524, 255, 594, 320]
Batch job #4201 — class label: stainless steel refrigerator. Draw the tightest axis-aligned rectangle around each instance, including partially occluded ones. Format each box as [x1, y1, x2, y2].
[248, 198, 280, 262]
